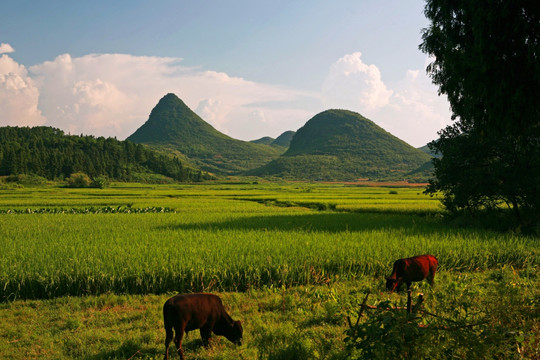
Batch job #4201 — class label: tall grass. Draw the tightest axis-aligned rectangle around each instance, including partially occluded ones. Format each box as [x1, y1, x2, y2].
[0, 184, 538, 301]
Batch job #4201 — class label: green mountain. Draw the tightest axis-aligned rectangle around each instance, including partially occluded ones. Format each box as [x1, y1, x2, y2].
[251, 136, 274, 145]
[0, 126, 210, 182]
[271, 130, 295, 148]
[251, 131, 295, 150]
[127, 93, 283, 175]
[249, 109, 432, 181]
[418, 144, 442, 158]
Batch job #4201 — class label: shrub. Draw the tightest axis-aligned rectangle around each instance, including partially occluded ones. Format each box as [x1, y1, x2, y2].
[4, 174, 47, 185]
[66, 172, 91, 188]
[91, 175, 110, 189]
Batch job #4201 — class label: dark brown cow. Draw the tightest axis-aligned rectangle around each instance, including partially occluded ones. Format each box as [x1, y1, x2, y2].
[163, 293, 243, 360]
[386, 254, 438, 292]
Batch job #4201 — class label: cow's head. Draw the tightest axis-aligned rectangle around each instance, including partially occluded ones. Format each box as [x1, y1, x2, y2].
[225, 320, 243, 346]
[385, 278, 400, 292]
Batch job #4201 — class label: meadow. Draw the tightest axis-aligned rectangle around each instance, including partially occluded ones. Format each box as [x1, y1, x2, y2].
[0, 182, 538, 359]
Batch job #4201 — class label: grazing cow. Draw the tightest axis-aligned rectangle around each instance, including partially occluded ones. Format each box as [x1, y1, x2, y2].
[163, 293, 243, 360]
[386, 254, 438, 292]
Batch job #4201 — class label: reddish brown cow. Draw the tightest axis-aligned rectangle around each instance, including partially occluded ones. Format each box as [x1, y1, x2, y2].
[163, 293, 243, 360]
[386, 254, 438, 292]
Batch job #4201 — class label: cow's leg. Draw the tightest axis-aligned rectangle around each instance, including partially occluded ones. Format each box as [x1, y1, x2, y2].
[428, 263, 437, 287]
[200, 325, 212, 348]
[404, 281, 411, 291]
[427, 273, 434, 286]
[173, 325, 186, 360]
[164, 326, 174, 360]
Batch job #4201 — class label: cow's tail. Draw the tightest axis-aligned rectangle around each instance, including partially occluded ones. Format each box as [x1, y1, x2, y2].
[163, 302, 174, 357]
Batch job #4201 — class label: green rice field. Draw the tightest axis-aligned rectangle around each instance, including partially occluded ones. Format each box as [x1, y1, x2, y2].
[1, 182, 537, 301]
[0, 182, 538, 359]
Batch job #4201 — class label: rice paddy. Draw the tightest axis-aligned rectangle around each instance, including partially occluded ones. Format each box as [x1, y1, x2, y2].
[1, 182, 537, 301]
[0, 182, 538, 359]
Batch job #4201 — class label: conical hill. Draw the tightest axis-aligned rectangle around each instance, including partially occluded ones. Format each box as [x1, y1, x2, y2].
[127, 94, 283, 174]
[249, 109, 431, 180]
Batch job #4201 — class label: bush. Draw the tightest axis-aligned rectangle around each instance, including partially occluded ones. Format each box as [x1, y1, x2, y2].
[66, 172, 91, 188]
[4, 174, 47, 186]
[91, 176, 110, 189]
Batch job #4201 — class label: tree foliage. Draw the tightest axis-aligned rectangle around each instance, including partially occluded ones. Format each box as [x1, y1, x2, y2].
[420, 0, 540, 229]
[0, 126, 211, 183]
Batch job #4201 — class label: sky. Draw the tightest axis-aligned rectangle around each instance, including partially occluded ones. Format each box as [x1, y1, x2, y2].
[0, 0, 453, 147]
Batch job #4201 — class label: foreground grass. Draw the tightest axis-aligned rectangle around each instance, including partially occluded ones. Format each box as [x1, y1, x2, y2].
[0, 183, 538, 359]
[0, 269, 538, 360]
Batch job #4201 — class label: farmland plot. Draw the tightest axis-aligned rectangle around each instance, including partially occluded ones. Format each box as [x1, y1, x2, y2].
[0, 183, 538, 359]
[0, 183, 537, 300]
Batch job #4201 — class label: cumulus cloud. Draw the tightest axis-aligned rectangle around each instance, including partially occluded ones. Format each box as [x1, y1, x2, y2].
[195, 98, 233, 132]
[322, 52, 393, 112]
[0, 43, 15, 54]
[2, 46, 450, 146]
[0, 54, 46, 127]
[322, 52, 451, 147]
[373, 69, 452, 146]
[26, 53, 317, 140]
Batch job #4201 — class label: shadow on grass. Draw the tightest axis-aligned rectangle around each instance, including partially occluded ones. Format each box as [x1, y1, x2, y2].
[87, 334, 211, 360]
[86, 340, 157, 360]
[160, 211, 453, 236]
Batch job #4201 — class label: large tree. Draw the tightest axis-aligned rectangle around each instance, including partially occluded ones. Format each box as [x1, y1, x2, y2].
[420, 0, 540, 228]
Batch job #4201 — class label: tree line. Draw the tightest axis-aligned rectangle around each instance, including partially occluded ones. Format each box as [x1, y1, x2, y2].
[421, 0, 539, 231]
[0, 126, 210, 182]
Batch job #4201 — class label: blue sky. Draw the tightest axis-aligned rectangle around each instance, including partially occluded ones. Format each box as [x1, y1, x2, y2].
[0, 0, 451, 146]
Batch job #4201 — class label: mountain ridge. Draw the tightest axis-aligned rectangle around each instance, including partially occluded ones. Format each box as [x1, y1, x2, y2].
[250, 109, 432, 180]
[127, 93, 283, 175]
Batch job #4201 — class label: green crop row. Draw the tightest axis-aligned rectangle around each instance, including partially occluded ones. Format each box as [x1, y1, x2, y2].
[0, 206, 175, 214]
[1, 183, 537, 301]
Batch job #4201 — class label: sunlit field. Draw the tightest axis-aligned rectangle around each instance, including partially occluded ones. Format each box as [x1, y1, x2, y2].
[1, 182, 536, 301]
[0, 182, 538, 359]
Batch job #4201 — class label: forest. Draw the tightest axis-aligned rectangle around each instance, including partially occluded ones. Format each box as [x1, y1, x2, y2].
[0, 126, 210, 183]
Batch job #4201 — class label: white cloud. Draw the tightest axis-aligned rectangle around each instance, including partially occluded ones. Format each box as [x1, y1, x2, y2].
[195, 98, 233, 132]
[0, 43, 15, 54]
[1, 47, 451, 147]
[26, 53, 317, 140]
[372, 68, 452, 147]
[322, 52, 452, 147]
[322, 52, 393, 112]
[0, 54, 46, 127]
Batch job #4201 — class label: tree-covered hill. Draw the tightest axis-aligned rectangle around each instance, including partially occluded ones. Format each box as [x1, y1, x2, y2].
[0, 126, 210, 182]
[249, 110, 432, 181]
[127, 93, 283, 175]
[418, 144, 442, 158]
[251, 131, 295, 150]
[271, 130, 295, 148]
[251, 136, 275, 145]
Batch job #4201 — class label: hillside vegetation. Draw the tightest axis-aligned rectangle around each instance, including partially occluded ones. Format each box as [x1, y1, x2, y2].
[0, 126, 209, 182]
[271, 130, 295, 147]
[127, 93, 284, 175]
[250, 110, 432, 181]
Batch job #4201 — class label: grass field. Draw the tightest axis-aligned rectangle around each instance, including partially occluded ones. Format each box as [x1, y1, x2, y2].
[0, 182, 538, 359]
